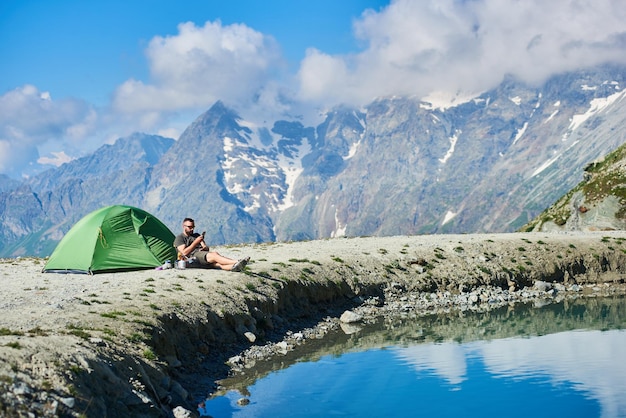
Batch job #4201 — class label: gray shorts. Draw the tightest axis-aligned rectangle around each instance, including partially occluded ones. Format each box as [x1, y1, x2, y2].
[193, 250, 211, 266]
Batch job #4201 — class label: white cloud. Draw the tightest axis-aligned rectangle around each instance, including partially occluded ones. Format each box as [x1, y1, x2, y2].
[2, 0, 626, 178]
[37, 151, 74, 167]
[297, 0, 626, 107]
[0, 85, 97, 177]
[112, 20, 282, 114]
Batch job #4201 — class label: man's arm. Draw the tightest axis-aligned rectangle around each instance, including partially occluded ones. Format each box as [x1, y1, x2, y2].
[175, 234, 205, 258]
[199, 231, 209, 251]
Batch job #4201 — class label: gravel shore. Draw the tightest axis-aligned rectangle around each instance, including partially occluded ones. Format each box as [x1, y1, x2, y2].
[1, 231, 626, 417]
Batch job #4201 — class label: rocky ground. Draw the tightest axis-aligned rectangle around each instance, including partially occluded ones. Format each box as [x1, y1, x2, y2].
[1, 231, 626, 417]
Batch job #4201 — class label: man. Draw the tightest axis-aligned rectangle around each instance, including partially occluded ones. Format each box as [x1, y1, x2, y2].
[174, 217, 249, 272]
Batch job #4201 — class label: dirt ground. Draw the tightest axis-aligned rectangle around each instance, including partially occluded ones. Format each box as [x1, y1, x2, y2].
[1, 231, 626, 417]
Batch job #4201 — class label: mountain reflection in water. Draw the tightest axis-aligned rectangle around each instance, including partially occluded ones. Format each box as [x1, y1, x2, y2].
[200, 296, 626, 418]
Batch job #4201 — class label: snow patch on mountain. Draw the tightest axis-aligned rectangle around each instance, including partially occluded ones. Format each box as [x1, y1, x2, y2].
[442, 210, 456, 225]
[570, 89, 625, 131]
[421, 90, 480, 111]
[439, 131, 459, 164]
[513, 123, 528, 145]
[344, 140, 361, 160]
[276, 137, 312, 212]
[531, 140, 581, 178]
[331, 207, 347, 238]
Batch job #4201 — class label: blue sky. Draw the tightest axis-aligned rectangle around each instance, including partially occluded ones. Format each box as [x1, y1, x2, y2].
[1, 0, 386, 105]
[1, 0, 625, 178]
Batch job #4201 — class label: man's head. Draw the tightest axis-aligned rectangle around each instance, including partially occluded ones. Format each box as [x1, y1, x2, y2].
[182, 218, 195, 235]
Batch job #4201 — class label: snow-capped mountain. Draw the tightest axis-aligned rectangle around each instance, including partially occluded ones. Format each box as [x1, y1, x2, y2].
[1, 64, 626, 257]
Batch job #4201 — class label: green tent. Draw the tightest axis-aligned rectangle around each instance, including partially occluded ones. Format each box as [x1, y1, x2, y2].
[43, 205, 177, 274]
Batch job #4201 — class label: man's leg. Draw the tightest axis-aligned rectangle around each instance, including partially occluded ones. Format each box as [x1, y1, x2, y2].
[204, 251, 237, 270]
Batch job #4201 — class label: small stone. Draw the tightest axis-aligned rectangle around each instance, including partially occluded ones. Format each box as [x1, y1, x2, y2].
[59, 397, 75, 408]
[173, 406, 194, 418]
[276, 341, 289, 354]
[340, 310, 363, 324]
[237, 398, 250, 406]
[89, 337, 106, 346]
[533, 281, 552, 292]
[340, 322, 362, 335]
[12, 382, 32, 395]
[228, 355, 243, 365]
[244, 332, 257, 343]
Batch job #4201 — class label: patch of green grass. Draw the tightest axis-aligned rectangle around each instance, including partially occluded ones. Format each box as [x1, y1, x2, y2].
[143, 288, 156, 294]
[478, 266, 492, 275]
[0, 328, 24, 336]
[69, 365, 84, 374]
[331, 256, 344, 263]
[143, 348, 156, 361]
[378, 248, 388, 255]
[100, 311, 127, 319]
[67, 328, 91, 340]
[454, 246, 464, 253]
[4, 342, 22, 349]
[245, 282, 256, 291]
[128, 333, 145, 343]
[289, 258, 310, 263]
[101, 328, 116, 336]
[27, 327, 48, 336]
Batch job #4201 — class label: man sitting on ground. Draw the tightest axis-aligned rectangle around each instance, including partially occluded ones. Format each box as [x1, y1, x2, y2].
[174, 217, 249, 272]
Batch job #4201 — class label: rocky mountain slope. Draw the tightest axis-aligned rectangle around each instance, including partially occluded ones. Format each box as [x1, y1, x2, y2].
[1, 64, 626, 257]
[523, 141, 626, 232]
[0, 134, 175, 256]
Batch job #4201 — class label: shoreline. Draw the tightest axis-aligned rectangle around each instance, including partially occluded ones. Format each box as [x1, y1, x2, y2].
[1, 231, 626, 416]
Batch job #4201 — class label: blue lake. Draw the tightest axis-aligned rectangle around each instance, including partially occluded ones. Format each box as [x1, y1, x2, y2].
[200, 297, 626, 418]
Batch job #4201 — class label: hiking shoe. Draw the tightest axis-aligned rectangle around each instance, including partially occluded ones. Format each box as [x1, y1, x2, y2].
[231, 256, 250, 272]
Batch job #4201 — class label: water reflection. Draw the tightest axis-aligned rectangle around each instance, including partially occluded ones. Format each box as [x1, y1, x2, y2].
[394, 330, 626, 417]
[201, 296, 626, 418]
